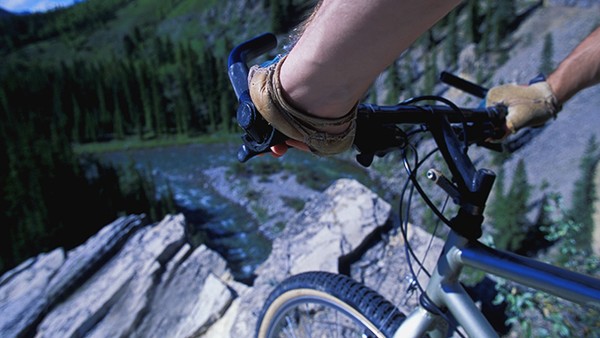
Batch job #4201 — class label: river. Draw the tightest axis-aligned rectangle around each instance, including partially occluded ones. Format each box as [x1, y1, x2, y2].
[98, 141, 377, 284]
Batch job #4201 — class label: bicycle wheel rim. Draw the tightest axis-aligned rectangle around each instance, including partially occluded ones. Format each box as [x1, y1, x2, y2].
[259, 288, 387, 338]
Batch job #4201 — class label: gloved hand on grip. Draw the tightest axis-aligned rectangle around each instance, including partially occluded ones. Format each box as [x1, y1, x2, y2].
[486, 80, 561, 136]
[248, 55, 357, 156]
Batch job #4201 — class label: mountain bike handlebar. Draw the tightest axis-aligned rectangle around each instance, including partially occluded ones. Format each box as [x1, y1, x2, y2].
[228, 33, 508, 222]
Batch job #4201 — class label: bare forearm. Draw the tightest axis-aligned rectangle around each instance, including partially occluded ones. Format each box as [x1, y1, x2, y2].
[547, 26, 600, 105]
[280, 0, 460, 119]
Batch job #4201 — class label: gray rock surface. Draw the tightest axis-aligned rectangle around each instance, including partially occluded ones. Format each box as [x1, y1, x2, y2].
[0, 248, 64, 338]
[0, 215, 145, 338]
[35, 214, 184, 338]
[229, 178, 392, 337]
[0, 178, 401, 338]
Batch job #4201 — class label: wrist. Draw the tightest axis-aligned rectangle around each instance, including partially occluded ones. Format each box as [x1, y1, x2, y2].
[279, 52, 359, 128]
[546, 73, 567, 107]
[528, 74, 562, 115]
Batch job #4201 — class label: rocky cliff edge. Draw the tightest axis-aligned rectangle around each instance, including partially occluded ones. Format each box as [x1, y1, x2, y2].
[1, 178, 440, 338]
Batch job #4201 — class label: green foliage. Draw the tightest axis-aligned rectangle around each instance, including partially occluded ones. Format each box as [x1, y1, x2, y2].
[0, 0, 132, 53]
[488, 159, 531, 251]
[444, 8, 459, 67]
[539, 33, 554, 75]
[495, 195, 600, 337]
[281, 196, 305, 212]
[477, 1, 515, 55]
[0, 38, 236, 144]
[422, 50, 438, 97]
[268, 0, 307, 34]
[567, 135, 599, 250]
[491, 1, 516, 49]
[385, 62, 402, 104]
[269, 0, 287, 33]
[465, 0, 482, 44]
[493, 280, 536, 337]
[0, 139, 176, 275]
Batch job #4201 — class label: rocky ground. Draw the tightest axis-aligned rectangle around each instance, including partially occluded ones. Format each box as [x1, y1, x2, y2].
[0, 179, 407, 338]
[202, 166, 319, 239]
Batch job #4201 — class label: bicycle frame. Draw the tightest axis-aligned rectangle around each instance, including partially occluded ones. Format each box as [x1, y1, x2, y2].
[395, 230, 600, 338]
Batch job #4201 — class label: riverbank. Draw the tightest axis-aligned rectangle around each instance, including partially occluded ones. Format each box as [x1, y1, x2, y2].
[72, 133, 240, 154]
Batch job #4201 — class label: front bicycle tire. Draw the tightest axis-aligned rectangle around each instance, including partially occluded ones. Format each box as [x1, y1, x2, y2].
[256, 271, 406, 338]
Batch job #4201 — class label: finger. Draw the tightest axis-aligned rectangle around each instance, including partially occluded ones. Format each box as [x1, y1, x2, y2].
[285, 139, 310, 152]
[270, 144, 288, 157]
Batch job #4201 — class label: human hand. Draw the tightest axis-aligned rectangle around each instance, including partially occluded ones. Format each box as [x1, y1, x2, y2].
[248, 56, 357, 157]
[486, 81, 561, 138]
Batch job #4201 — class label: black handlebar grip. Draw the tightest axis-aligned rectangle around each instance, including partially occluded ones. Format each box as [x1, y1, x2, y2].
[440, 71, 489, 99]
[228, 33, 277, 99]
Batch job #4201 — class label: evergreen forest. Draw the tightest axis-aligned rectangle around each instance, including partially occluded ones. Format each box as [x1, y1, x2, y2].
[0, 0, 315, 274]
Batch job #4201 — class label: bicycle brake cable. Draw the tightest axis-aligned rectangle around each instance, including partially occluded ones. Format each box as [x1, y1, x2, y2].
[398, 143, 444, 286]
[395, 99, 471, 337]
[399, 153, 466, 337]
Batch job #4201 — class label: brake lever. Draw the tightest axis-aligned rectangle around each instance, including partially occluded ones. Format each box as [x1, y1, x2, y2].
[353, 117, 408, 167]
[235, 91, 287, 162]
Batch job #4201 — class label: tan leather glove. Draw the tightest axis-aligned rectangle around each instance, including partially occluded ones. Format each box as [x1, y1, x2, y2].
[248, 55, 357, 156]
[486, 81, 561, 134]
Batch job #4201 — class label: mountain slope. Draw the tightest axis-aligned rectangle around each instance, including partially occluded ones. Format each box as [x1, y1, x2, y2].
[0, 0, 277, 66]
[488, 5, 600, 208]
[0, 7, 13, 17]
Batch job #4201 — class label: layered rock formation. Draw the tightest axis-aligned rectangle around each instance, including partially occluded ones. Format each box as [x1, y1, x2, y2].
[1, 179, 432, 338]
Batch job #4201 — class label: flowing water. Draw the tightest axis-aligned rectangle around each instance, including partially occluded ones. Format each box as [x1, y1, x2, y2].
[99, 142, 376, 284]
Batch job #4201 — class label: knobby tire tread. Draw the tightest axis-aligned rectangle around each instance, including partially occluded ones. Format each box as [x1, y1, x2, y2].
[257, 271, 406, 337]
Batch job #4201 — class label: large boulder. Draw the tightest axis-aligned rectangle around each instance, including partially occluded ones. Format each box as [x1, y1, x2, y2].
[229, 178, 392, 336]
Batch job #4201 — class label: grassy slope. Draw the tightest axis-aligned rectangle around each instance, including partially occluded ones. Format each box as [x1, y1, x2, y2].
[3, 0, 269, 66]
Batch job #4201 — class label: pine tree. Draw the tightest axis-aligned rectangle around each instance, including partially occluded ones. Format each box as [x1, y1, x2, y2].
[539, 33, 554, 75]
[136, 63, 154, 138]
[569, 135, 599, 249]
[491, 1, 516, 51]
[270, 0, 284, 33]
[176, 72, 193, 136]
[402, 60, 416, 99]
[150, 73, 165, 137]
[489, 159, 531, 251]
[478, 3, 494, 55]
[385, 62, 402, 104]
[71, 95, 82, 143]
[444, 8, 459, 68]
[423, 50, 438, 96]
[96, 77, 110, 133]
[269, 0, 293, 34]
[465, 0, 481, 44]
[112, 86, 125, 140]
